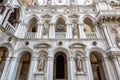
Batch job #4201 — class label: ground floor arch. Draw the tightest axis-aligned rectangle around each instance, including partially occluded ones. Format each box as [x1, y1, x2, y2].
[15, 51, 31, 80]
[90, 52, 106, 80]
[0, 46, 8, 77]
[53, 52, 68, 80]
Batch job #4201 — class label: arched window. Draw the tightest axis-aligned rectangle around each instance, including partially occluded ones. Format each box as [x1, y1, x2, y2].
[90, 52, 106, 80]
[8, 8, 20, 27]
[16, 52, 31, 80]
[28, 18, 38, 32]
[83, 17, 95, 32]
[54, 52, 68, 80]
[55, 17, 66, 32]
[0, 47, 8, 77]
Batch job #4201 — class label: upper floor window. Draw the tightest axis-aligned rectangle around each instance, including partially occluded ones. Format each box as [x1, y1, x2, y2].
[83, 17, 95, 32]
[56, 25, 66, 32]
[55, 17, 66, 32]
[27, 17, 38, 32]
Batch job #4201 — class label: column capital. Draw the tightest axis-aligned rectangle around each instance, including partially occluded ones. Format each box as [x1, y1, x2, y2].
[107, 51, 120, 59]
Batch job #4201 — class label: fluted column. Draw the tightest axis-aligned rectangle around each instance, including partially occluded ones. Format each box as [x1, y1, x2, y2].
[7, 57, 20, 80]
[85, 57, 94, 80]
[28, 57, 37, 80]
[37, 22, 43, 38]
[15, 21, 27, 38]
[46, 57, 53, 80]
[2, 7, 13, 27]
[78, 23, 86, 39]
[0, 57, 12, 80]
[0, 6, 9, 24]
[49, 23, 55, 38]
[102, 26, 113, 47]
[68, 56, 75, 80]
[66, 23, 73, 38]
[103, 58, 115, 80]
[113, 57, 120, 79]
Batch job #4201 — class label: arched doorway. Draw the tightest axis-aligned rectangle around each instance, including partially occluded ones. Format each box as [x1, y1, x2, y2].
[54, 52, 68, 80]
[0, 47, 8, 77]
[90, 52, 106, 80]
[15, 52, 31, 80]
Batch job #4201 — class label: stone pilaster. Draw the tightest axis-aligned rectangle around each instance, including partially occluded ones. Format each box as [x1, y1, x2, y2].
[78, 23, 86, 39]
[49, 23, 55, 38]
[2, 6, 13, 26]
[108, 52, 120, 79]
[102, 25, 113, 48]
[66, 23, 73, 39]
[37, 22, 43, 38]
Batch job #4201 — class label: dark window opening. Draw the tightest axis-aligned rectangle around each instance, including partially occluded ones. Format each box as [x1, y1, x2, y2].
[56, 55, 65, 79]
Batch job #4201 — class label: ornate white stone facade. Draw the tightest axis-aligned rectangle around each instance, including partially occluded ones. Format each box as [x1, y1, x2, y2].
[0, 0, 120, 80]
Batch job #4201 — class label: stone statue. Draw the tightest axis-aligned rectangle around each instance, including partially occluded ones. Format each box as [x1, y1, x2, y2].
[75, 53, 83, 71]
[43, 22, 49, 35]
[38, 53, 46, 71]
[73, 23, 78, 36]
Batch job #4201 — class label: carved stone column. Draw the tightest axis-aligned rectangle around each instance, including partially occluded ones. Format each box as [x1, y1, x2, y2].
[46, 57, 53, 80]
[78, 23, 86, 39]
[68, 56, 75, 80]
[84, 57, 94, 80]
[49, 23, 55, 38]
[103, 58, 116, 80]
[2, 6, 14, 27]
[7, 57, 20, 80]
[102, 25, 113, 47]
[37, 22, 43, 38]
[16, 21, 27, 38]
[108, 52, 120, 79]
[66, 23, 72, 38]
[0, 6, 9, 24]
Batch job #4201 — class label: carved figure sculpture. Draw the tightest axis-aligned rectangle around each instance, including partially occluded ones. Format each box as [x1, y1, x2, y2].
[75, 53, 83, 71]
[43, 22, 49, 35]
[38, 53, 46, 71]
[73, 23, 78, 36]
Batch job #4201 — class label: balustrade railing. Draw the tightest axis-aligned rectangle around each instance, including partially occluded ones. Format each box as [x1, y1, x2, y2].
[25, 32, 37, 38]
[55, 32, 66, 39]
[5, 22, 16, 34]
[86, 32, 97, 39]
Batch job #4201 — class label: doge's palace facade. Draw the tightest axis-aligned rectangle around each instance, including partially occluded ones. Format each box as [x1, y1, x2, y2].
[0, 0, 120, 80]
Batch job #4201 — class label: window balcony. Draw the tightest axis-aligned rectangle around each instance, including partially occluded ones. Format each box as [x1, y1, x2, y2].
[85, 32, 97, 39]
[24, 32, 37, 39]
[55, 32, 66, 39]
